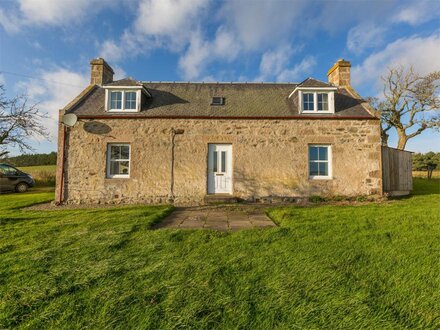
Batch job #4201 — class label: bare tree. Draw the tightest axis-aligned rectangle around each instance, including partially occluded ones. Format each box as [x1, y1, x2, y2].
[0, 85, 48, 158]
[371, 66, 440, 150]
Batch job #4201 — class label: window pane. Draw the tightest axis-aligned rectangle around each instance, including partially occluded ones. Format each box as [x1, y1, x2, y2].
[109, 161, 120, 175]
[110, 91, 122, 109]
[319, 147, 328, 161]
[309, 162, 319, 176]
[110, 161, 130, 175]
[0, 164, 16, 175]
[309, 146, 318, 161]
[108, 144, 130, 177]
[125, 92, 137, 110]
[212, 97, 223, 105]
[213, 151, 218, 172]
[120, 146, 130, 160]
[221, 151, 226, 172]
[303, 93, 314, 111]
[317, 93, 328, 111]
[319, 162, 328, 176]
[119, 161, 130, 175]
[110, 145, 121, 160]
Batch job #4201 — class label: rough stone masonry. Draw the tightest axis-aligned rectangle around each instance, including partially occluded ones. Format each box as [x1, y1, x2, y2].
[57, 117, 382, 205]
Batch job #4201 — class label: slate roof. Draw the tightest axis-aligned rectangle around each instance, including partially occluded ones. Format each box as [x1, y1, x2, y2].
[66, 78, 376, 119]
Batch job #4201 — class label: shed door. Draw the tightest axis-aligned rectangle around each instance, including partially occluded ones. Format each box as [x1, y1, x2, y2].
[207, 144, 232, 194]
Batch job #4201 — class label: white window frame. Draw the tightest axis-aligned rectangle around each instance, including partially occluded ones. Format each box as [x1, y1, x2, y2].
[289, 87, 336, 114]
[308, 144, 332, 180]
[105, 88, 141, 112]
[106, 143, 131, 179]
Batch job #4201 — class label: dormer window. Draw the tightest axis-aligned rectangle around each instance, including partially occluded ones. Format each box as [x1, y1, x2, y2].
[125, 92, 137, 110]
[109, 91, 122, 110]
[294, 88, 336, 114]
[317, 93, 328, 111]
[211, 97, 225, 105]
[105, 89, 141, 112]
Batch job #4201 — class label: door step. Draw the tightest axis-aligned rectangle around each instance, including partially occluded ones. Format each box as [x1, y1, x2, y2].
[204, 195, 239, 205]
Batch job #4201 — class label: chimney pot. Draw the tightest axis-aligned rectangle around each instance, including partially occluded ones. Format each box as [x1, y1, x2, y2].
[90, 58, 114, 86]
[327, 59, 351, 86]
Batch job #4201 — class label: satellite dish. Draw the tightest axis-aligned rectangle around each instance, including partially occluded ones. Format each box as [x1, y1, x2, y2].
[62, 113, 78, 127]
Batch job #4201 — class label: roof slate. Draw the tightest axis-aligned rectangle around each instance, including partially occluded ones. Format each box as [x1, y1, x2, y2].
[67, 79, 375, 119]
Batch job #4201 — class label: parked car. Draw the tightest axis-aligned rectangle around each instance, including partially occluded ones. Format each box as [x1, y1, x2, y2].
[0, 163, 35, 193]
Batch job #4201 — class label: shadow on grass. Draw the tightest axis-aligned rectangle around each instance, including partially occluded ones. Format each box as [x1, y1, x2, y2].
[410, 178, 439, 196]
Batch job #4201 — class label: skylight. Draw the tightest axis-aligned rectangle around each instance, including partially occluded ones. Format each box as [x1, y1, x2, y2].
[211, 97, 225, 106]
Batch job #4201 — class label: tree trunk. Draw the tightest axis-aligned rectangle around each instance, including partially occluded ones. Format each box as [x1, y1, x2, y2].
[428, 168, 433, 179]
[396, 129, 408, 150]
[381, 129, 389, 146]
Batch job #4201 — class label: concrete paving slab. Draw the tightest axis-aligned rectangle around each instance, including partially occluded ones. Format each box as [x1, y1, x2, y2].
[156, 205, 276, 230]
[250, 220, 277, 227]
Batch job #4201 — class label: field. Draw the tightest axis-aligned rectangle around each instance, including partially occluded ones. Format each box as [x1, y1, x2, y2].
[18, 165, 56, 186]
[412, 170, 440, 178]
[0, 178, 439, 328]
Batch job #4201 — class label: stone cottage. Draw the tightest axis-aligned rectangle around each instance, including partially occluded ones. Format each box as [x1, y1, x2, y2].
[55, 58, 384, 205]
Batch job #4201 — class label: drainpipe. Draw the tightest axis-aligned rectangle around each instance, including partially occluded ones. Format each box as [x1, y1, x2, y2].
[168, 128, 184, 203]
[56, 112, 77, 205]
[57, 125, 67, 204]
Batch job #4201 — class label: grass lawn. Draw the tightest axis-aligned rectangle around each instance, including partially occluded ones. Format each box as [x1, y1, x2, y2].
[0, 179, 439, 328]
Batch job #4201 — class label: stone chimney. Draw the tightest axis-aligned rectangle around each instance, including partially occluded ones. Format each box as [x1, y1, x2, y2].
[90, 58, 114, 85]
[327, 59, 351, 86]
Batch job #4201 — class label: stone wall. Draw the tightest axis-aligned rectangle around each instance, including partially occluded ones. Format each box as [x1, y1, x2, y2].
[57, 118, 382, 205]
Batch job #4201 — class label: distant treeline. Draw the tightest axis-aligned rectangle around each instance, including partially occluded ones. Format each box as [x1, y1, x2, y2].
[1, 152, 57, 167]
[413, 152, 440, 179]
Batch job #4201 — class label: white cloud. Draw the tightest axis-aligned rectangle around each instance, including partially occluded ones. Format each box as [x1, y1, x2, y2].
[220, 0, 306, 51]
[135, 0, 208, 40]
[17, 69, 88, 139]
[178, 27, 240, 80]
[100, 0, 210, 65]
[276, 57, 316, 82]
[347, 23, 386, 54]
[352, 31, 440, 89]
[393, 0, 440, 26]
[255, 46, 314, 82]
[19, 0, 91, 25]
[259, 45, 295, 78]
[0, 0, 120, 32]
[0, 73, 5, 86]
[0, 8, 21, 33]
[100, 40, 125, 63]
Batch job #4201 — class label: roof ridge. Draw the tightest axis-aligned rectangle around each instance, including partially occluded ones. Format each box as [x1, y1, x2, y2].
[141, 81, 299, 84]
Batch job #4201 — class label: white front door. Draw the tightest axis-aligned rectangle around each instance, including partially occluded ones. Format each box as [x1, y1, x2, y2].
[207, 144, 233, 194]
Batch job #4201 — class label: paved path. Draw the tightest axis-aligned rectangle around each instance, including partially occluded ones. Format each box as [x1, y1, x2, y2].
[154, 205, 276, 231]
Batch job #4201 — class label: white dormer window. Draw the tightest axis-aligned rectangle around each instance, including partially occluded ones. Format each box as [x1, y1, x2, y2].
[105, 88, 141, 112]
[299, 90, 334, 113]
[289, 87, 337, 114]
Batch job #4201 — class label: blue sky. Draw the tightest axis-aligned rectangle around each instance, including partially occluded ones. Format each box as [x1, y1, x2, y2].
[0, 0, 439, 155]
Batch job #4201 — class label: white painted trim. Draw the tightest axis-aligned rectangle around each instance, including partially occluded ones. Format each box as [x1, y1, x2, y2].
[105, 85, 151, 97]
[298, 90, 335, 114]
[106, 143, 131, 179]
[207, 144, 233, 194]
[104, 86, 142, 89]
[308, 144, 332, 180]
[106, 90, 141, 113]
[288, 86, 337, 99]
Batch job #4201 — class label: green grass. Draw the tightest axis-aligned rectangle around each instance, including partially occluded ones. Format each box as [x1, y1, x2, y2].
[0, 180, 439, 329]
[18, 165, 56, 187]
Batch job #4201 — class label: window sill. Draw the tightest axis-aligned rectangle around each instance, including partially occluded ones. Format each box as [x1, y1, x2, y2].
[107, 109, 138, 113]
[301, 111, 334, 114]
[106, 176, 130, 179]
[309, 176, 333, 180]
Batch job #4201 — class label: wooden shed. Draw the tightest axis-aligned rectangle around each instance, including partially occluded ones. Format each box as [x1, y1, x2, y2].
[382, 146, 413, 196]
